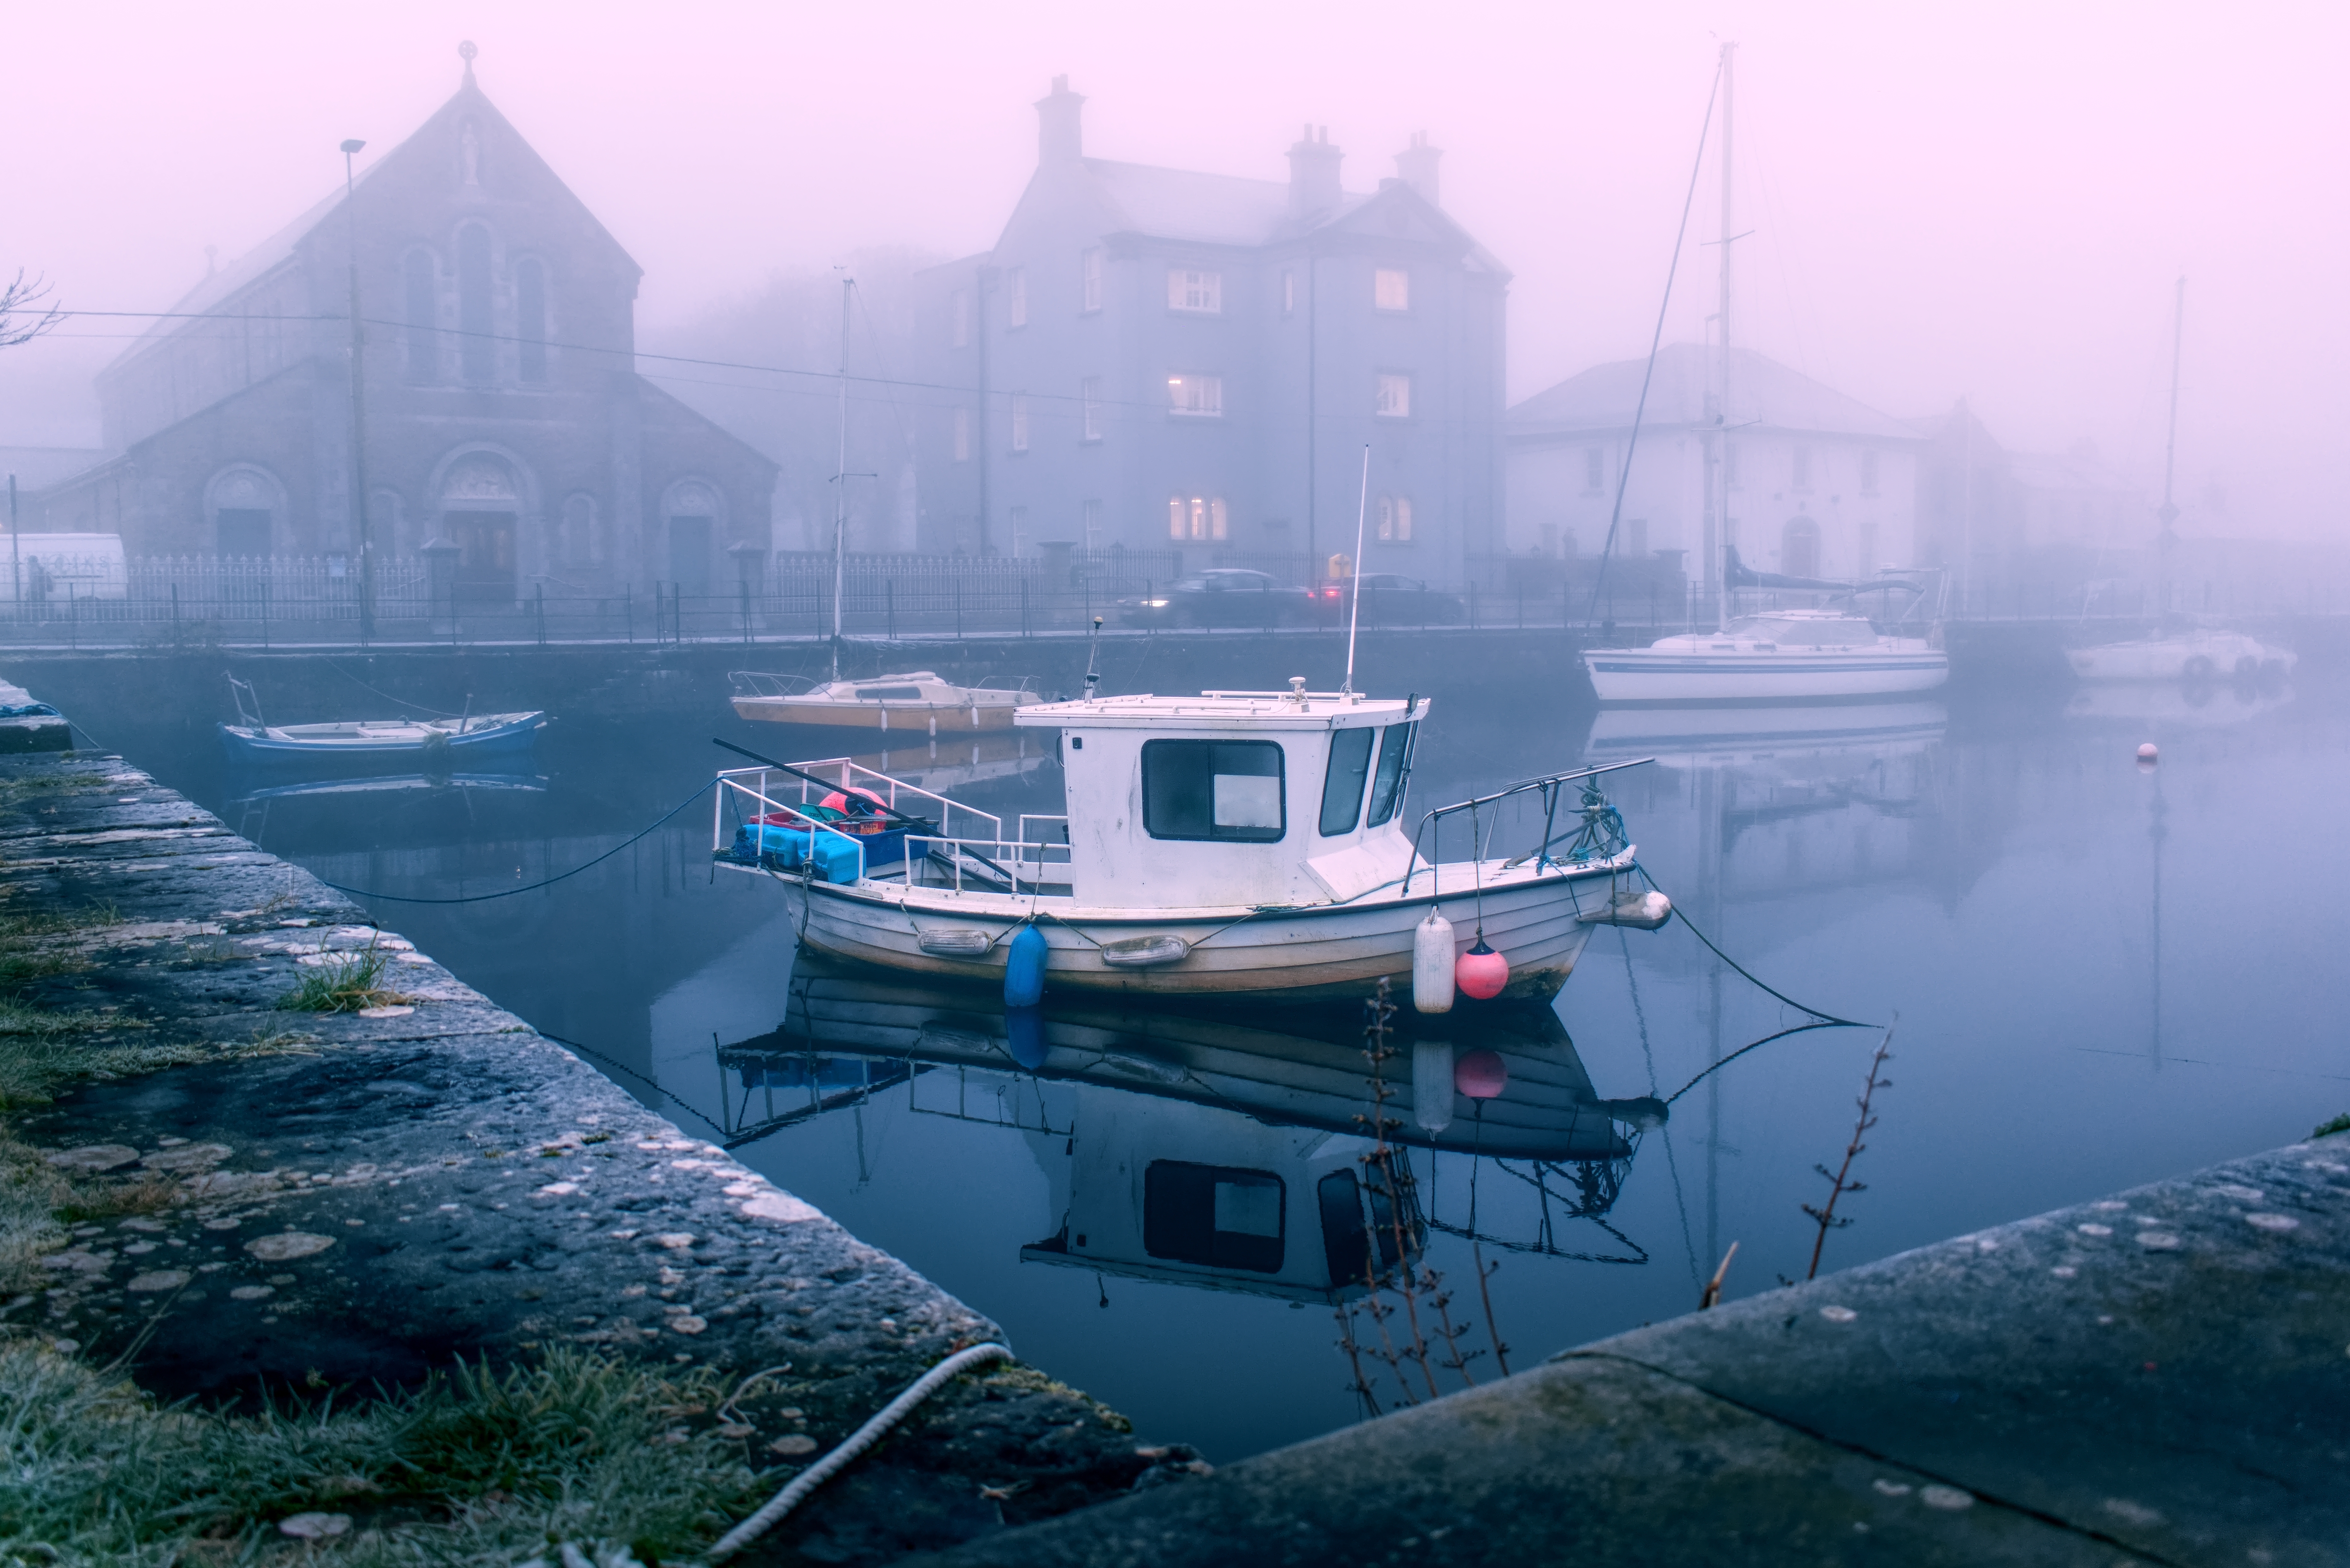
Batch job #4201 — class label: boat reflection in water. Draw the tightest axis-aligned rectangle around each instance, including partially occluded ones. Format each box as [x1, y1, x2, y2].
[711, 956, 1662, 1302]
[2064, 677, 2291, 729]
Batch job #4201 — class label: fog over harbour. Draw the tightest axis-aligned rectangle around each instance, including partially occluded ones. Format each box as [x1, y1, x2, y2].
[2, 0, 2343, 549]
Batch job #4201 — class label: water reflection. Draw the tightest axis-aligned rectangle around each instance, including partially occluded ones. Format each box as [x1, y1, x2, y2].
[693, 958, 1661, 1307]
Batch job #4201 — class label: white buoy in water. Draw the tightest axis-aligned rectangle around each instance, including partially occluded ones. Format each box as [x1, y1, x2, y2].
[1412, 1040, 1456, 1133]
[1413, 909, 1456, 1013]
[2137, 742, 2159, 763]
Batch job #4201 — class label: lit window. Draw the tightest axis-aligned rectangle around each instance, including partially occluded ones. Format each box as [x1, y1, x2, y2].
[1211, 498, 1228, 539]
[1375, 497, 1412, 542]
[1375, 373, 1411, 418]
[1395, 498, 1411, 541]
[953, 406, 970, 462]
[1168, 269, 1222, 313]
[1282, 270, 1295, 317]
[951, 289, 970, 348]
[1374, 268, 1409, 311]
[1376, 497, 1394, 541]
[1082, 377, 1102, 441]
[1191, 497, 1208, 539]
[1007, 268, 1027, 328]
[1168, 374, 1223, 417]
[1009, 394, 1029, 452]
[1168, 496, 1185, 539]
[1082, 249, 1103, 313]
[1083, 499, 1103, 552]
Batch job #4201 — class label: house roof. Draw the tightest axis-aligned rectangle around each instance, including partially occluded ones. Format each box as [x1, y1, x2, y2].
[1075, 158, 1374, 248]
[1509, 344, 1918, 443]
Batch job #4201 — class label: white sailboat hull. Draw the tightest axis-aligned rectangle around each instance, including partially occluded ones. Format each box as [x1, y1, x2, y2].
[739, 853, 1640, 1001]
[2065, 633, 2294, 682]
[1584, 646, 1948, 703]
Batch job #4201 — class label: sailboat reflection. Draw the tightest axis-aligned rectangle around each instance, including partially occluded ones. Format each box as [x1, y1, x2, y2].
[712, 957, 1661, 1300]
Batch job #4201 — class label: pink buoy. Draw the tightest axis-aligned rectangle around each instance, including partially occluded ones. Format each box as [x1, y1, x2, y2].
[2136, 742, 2158, 763]
[1456, 938, 1509, 1001]
[1455, 1049, 1508, 1100]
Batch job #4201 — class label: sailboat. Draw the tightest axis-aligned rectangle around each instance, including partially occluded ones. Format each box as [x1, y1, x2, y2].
[729, 275, 1039, 731]
[1581, 45, 1948, 705]
[2067, 281, 2293, 684]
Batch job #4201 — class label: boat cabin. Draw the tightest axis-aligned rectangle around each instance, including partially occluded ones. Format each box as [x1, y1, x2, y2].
[1013, 686, 1427, 909]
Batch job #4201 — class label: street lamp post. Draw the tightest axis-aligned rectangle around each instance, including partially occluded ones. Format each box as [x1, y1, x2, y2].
[341, 137, 375, 644]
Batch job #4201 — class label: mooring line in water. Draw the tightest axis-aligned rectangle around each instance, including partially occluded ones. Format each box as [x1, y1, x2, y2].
[1635, 864, 1872, 1029]
[1662, 1020, 1864, 1107]
[316, 779, 715, 904]
[533, 1030, 734, 1142]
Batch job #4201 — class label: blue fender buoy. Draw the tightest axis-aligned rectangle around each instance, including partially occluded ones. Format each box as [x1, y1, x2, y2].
[1006, 1005, 1048, 1069]
[1004, 923, 1048, 1008]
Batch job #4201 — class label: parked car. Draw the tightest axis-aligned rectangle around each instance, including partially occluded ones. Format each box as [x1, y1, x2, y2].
[1307, 573, 1466, 626]
[1116, 569, 1314, 628]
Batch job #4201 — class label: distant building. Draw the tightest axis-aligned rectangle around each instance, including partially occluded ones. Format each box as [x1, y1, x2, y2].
[1506, 345, 1923, 593]
[1911, 402, 2150, 610]
[911, 79, 1509, 582]
[32, 49, 773, 598]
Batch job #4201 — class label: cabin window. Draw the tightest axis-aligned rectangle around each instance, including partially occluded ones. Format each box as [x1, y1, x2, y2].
[1318, 726, 1375, 837]
[1144, 1161, 1283, 1273]
[1317, 1168, 1404, 1288]
[854, 686, 924, 700]
[1142, 739, 1284, 842]
[1364, 722, 1416, 827]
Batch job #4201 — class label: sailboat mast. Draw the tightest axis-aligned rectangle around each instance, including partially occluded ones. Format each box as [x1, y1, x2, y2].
[2158, 275, 2185, 540]
[1715, 40, 1737, 633]
[831, 274, 851, 680]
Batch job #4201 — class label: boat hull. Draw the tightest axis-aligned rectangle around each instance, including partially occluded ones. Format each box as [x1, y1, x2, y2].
[749, 855, 1637, 1001]
[2065, 637, 2295, 682]
[732, 697, 1023, 733]
[217, 713, 546, 762]
[1584, 648, 1948, 703]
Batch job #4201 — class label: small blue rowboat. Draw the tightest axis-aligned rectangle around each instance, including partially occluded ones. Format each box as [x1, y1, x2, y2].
[217, 676, 545, 764]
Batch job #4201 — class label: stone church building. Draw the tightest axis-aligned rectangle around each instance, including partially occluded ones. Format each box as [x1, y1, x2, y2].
[33, 50, 774, 599]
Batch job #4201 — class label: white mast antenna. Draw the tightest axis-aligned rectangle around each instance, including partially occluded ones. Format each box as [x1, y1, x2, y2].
[1343, 445, 1370, 696]
[1715, 40, 1736, 632]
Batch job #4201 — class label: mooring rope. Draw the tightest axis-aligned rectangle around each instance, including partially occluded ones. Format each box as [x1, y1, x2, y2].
[708, 1342, 1015, 1560]
[316, 779, 715, 904]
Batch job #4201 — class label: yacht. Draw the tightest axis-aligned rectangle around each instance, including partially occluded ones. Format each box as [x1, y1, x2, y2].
[1584, 605, 1947, 703]
[2066, 626, 2293, 683]
[729, 669, 1039, 733]
[710, 680, 1670, 1003]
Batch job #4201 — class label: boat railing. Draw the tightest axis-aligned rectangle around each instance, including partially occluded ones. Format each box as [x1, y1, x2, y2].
[714, 760, 1005, 881]
[1016, 813, 1069, 849]
[1401, 758, 1654, 895]
[729, 670, 822, 699]
[719, 757, 1002, 843]
[904, 833, 1071, 895]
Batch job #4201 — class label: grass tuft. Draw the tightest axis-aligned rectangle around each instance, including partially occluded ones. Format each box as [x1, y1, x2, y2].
[2314, 1112, 2350, 1140]
[275, 944, 415, 1015]
[0, 1341, 763, 1564]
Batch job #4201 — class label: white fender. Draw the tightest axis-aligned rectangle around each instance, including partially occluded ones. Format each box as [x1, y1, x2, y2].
[1413, 908, 1456, 1013]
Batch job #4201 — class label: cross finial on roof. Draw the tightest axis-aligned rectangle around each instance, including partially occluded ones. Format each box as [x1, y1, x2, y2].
[459, 40, 478, 84]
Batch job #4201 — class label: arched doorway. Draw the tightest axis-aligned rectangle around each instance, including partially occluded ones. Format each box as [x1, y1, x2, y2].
[1781, 515, 1822, 579]
[437, 453, 523, 603]
[662, 479, 723, 595]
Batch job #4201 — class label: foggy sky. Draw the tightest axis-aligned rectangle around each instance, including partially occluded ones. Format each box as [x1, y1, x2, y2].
[4, 0, 2341, 536]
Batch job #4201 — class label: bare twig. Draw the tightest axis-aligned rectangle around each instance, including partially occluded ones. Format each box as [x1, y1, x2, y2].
[1332, 1303, 1383, 1417]
[0, 272, 64, 351]
[1804, 1023, 1896, 1281]
[1699, 1241, 1738, 1310]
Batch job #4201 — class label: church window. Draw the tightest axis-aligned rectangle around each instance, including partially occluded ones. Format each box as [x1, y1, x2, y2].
[457, 224, 494, 382]
[953, 406, 971, 462]
[1167, 373, 1222, 417]
[1010, 394, 1029, 453]
[1375, 373, 1411, 418]
[1082, 377, 1102, 441]
[516, 258, 547, 383]
[1081, 248, 1103, 313]
[1374, 268, 1410, 311]
[403, 252, 436, 380]
[951, 289, 971, 348]
[1007, 268, 1028, 328]
[1168, 269, 1222, 313]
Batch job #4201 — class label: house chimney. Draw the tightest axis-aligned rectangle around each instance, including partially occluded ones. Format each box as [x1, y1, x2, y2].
[1395, 131, 1442, 207]
[1288, 124, 1344, 220]
[1036, 75, 1085, 165]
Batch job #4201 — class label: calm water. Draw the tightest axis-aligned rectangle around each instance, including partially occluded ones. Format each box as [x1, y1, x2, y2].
[86, 651, 2350, 1460]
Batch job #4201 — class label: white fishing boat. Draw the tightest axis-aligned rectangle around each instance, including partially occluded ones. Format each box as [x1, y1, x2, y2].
[2065, 626, 2293, 683]
[218, 677, 544, 763]
[710, 680, 1670, 1004]
[1584, 602, 1947, 703]
[727, 669, 1040, 733]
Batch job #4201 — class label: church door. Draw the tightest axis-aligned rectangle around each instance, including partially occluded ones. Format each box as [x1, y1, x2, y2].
[445, 512, 517, 603]
[669, 515, 713, 595]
